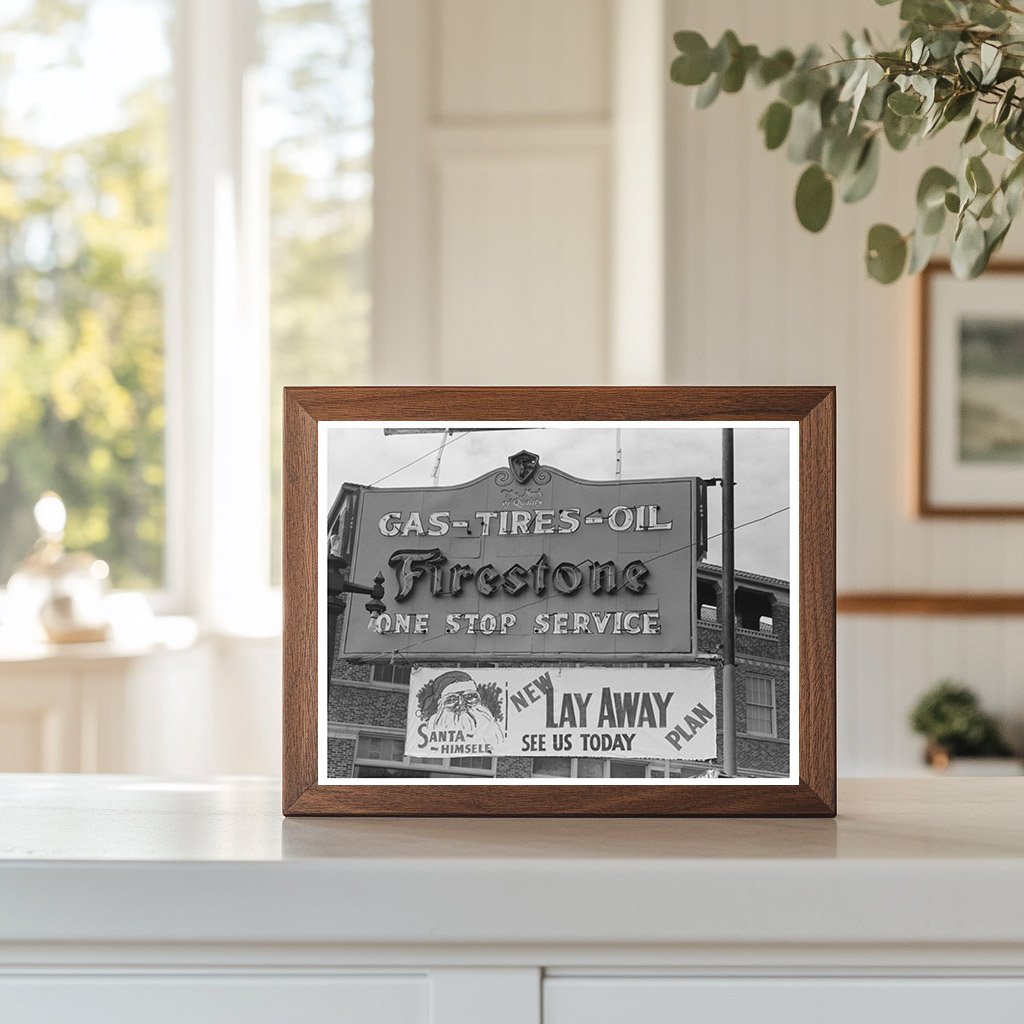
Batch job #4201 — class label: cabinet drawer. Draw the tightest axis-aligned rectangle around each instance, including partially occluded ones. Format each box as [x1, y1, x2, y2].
[0, 974, 427, 1024]
[544, 977, 1024, 1024]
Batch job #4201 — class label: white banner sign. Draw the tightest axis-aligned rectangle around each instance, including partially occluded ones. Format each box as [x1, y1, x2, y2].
[405, 665, 717, 762]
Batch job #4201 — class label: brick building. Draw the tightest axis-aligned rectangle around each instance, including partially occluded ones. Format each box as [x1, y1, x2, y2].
[326, 562, 791, 781]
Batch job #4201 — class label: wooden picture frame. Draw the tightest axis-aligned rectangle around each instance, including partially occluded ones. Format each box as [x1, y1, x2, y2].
[283, 387, 836, 816]
[916, 260, 1024, 518]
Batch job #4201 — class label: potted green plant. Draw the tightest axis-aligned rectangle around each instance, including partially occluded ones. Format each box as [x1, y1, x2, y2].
[670, 0, 1024, 283]
[909, 679, 1019, 772]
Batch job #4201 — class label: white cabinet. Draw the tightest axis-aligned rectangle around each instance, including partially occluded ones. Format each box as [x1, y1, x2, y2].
[1, 777, 1022, 1024]
[1, 975, 428, 1024]
[545, 977, 1024, 1024]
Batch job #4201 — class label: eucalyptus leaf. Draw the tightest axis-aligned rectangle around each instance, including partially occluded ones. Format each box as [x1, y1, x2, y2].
[884, 106, 922, 150]
[866, 223, 908, 283]
[787, 100, 823, 162]
[927, 30, 963, 60]
[795, 164, 834, 232]
[920, 199, 946, 235]
[779, 74, 808, 106]
[1006, 172, 1024, 218]
[760, 102, 793, 150]
[903, 0, 958, 29]
[917, 166, 957, 210]
[996, 82, 1017, 124]
[942, 91, 974, 122]
[981, 121, 1006, 155]
[674, 29, 707, 53]
[820, 85, 841, 126]
[962, 115, 983, 145]
[671, 47, 712, 87]
[908, 221, 942, 273]
[970, 2, 1009, 29]
[721, 44, 759, 93]
[840, 59, 885, 130]
[754, 49, 795, 87]
[967, 154, 995, 195]
[914, 75, 937, 111]
[861, 79, 892, 122]
[922, 102, 946, 137]
[842, 137, 881, 203]
[822, 128, 863, 178]
[888, 90, 921, 115]
[710, 31, 740, 73]
[1003, 157, 1024, 216]
[980, 42, 1003, 86]
[694, 73, 721, 109]
[951, 212, 986, 278]
[958, 157, 978, 207]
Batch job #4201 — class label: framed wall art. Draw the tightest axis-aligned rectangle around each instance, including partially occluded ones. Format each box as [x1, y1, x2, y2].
[917, 261, 1024, 517]
[282, 387, 836, 816]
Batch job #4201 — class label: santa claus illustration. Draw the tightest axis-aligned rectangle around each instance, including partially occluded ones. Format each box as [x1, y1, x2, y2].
[417, 670, 505, 749]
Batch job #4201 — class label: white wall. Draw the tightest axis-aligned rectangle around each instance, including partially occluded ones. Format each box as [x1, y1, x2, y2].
[373, 0, 661, 386]
[360, 0, 1024, 776]
[664, 0, 1024, 772]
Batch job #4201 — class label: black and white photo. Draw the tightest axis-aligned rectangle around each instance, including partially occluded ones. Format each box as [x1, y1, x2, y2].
[318, 421, 798, 785]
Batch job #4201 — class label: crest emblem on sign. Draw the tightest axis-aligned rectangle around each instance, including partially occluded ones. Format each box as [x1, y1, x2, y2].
[508, 450, 540, 485]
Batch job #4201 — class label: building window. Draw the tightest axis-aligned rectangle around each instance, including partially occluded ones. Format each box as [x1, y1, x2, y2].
[574, 758, 606, 778]
[531, 757, 572, 777]
[354, 731, 494, 777]
[696, 580, 718, 621]
[530, 757, 710, 779]
[736, 587, 774, 632]
[356, 734, 405, 763]
[450, 756, 493, 771]
[745, 676, 777, 737]
[370, 662, 411, 686]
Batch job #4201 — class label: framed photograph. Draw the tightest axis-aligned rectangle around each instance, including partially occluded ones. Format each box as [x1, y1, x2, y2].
[917, 261, 1024, 516]
[283, 387, 835, 816]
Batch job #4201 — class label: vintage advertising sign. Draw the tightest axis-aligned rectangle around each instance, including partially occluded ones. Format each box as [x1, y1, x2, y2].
[404, 665, 718, 762]
[339, 454, 704, 661]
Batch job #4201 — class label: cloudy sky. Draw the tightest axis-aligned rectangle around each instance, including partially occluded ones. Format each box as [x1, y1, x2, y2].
[326, 424, 792, 579]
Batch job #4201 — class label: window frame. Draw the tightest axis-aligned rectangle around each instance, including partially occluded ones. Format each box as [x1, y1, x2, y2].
[530, 757, 714, 779]
[744, 675, 778, 738]
[166, 0, 277, 631]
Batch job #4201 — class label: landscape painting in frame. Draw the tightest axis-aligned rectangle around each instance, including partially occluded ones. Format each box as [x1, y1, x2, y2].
[920, 263, 1024, 515]
[317, 421, 799, 786]
[959, 317, 1024, 464]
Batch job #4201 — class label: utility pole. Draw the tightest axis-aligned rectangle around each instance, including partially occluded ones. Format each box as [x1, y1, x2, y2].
[721, 428, 737, 778]
[431, 428, 451, 486]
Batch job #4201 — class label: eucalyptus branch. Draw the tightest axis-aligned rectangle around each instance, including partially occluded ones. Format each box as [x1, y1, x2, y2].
[670, 0, 1024, 282]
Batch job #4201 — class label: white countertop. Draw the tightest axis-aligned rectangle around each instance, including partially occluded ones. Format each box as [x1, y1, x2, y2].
[1, 775, 1022, 953]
